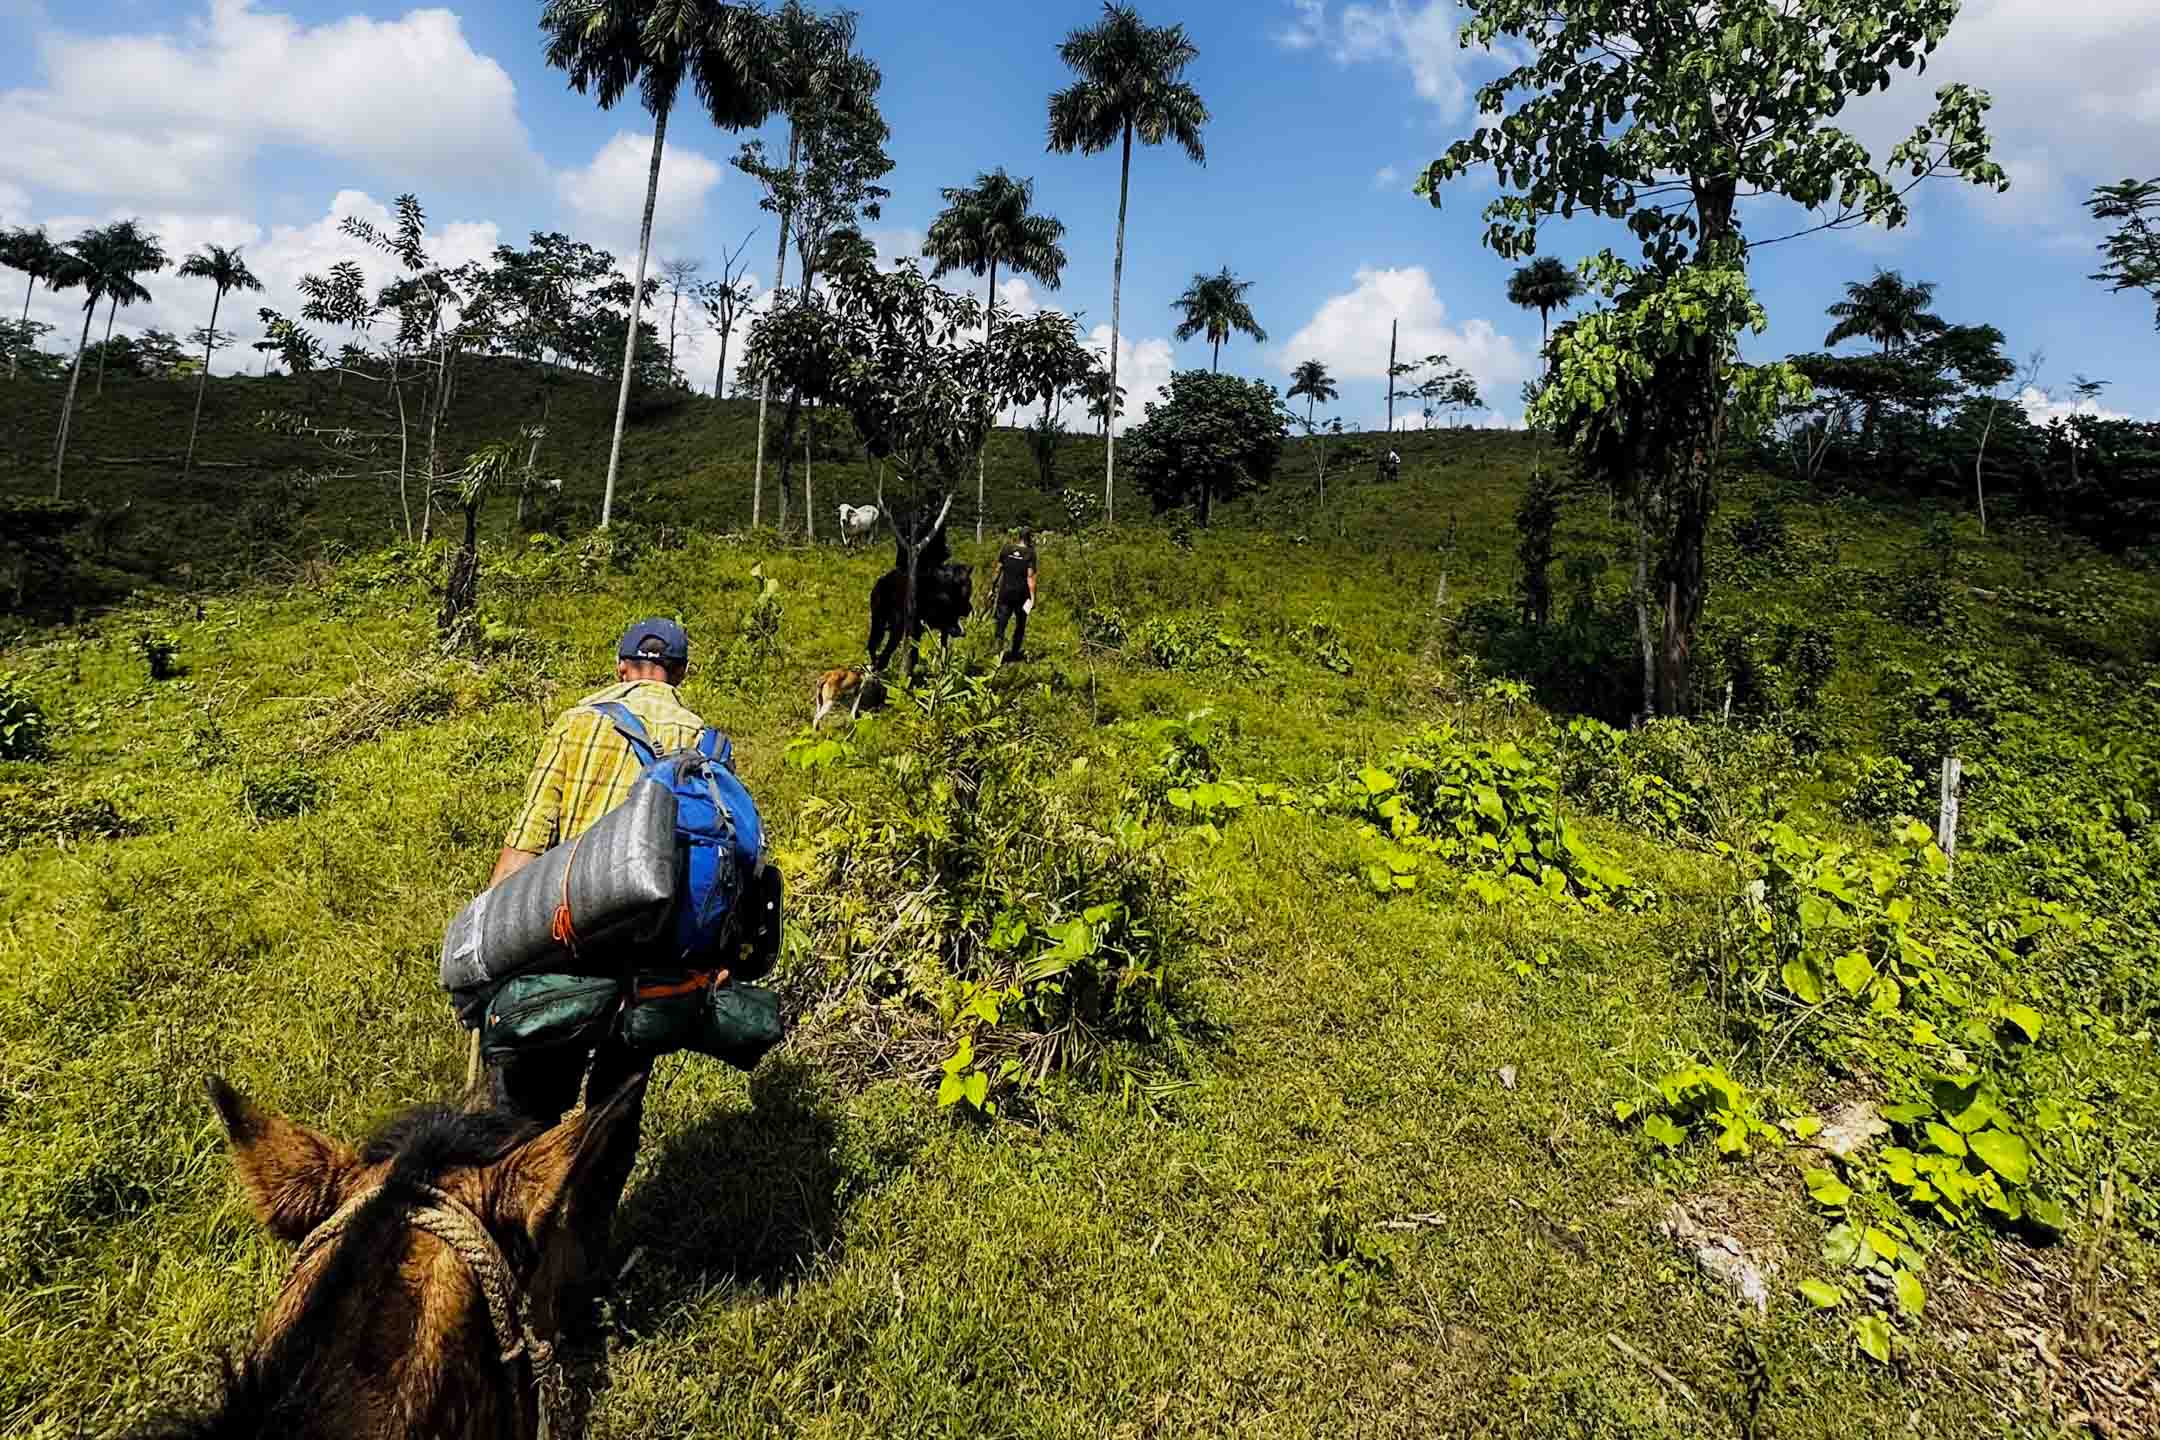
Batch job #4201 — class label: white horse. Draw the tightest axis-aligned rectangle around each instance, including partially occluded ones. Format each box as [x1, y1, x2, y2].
[837, 503, 880, 546]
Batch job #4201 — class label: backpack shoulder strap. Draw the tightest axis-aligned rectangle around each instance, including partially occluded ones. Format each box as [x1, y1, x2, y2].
[696, 727, 734, 769]
[587, 700, 659, 768]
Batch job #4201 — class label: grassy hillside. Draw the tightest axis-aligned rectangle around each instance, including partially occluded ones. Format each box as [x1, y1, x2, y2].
[1, 375, 2156, 1437]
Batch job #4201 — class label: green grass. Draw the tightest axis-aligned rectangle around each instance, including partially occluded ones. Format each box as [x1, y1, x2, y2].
[2, 376, 2157, 1438]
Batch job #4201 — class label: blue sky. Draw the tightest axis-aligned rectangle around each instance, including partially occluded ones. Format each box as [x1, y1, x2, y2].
[2, 0, 2154, 429]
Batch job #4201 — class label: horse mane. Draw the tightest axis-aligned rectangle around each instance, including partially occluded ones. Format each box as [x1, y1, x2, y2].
[127, 1103, 544, 1440]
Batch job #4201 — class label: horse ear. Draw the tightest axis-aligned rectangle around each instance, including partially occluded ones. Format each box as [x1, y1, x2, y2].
[208, 1076, 364, 1244]
[498, 1073, 649, 1241]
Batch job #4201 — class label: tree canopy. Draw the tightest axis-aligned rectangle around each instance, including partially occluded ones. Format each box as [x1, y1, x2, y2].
[1125, 369, 1286, 526]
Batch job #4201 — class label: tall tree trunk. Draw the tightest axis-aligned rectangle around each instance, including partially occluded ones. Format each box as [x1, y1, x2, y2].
[601, 108, 669, 530]
[752, 122, 800, 529]
[978, 258, 998, 543]
[776, 386, 803, 532]
[182, 286, 223, 482]
[53, 304, 95, 497]
[392, 355, 411, 542]
[1974, 398, 1997, 536]
[666, 287, 680, 377]
[11, 273, 35, 381]
[95, 294, 118, 398]
[421, 343, 453, 546]
[1631, 492, 1655, 722]
[1104, 123, 1132, 526]
[1211, 336, 1220, 372]
[805, 417, 815, 542]
[1384, 318, 1398, 456]
[714, 321, 730, 400]
[1657, 439, 1717, 717]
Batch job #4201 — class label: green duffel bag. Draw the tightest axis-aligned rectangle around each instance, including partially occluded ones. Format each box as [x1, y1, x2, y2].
[480, 972, 623, 1064]
[620, 975, 785, 1072]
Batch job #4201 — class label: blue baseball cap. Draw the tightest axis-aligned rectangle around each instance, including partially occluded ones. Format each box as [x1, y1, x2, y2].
[617, 617, 689, 664]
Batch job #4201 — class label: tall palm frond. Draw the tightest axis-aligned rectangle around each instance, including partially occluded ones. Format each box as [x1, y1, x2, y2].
[1172, 266, 1264, 371]
[925, 167, 1068, 539]
[3, 227, 65, 381]
[1506, 256, 1584, 354]
[176, 243, 266, 479]
[1824, 268, 1946, 352]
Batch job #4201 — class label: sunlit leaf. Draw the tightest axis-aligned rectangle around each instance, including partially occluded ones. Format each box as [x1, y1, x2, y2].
[1798, 1278, 1843, 1309]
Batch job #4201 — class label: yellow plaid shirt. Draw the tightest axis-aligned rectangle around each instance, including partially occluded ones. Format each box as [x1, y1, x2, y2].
[503, 680, 708, 854]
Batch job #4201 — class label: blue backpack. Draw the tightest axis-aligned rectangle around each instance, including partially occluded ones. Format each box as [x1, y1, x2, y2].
[587, 702, 766, 969]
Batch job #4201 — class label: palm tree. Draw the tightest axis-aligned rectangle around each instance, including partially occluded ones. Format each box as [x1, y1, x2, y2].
[1082, 364, 1123, 439]
[1173, 266, 1265, 372]
[1824, 268, 1945, 353]
[749, 0, 880, 529]
[1287, 358, 1336, 428]
[3, 227, 64, 381]
[541, 0, 777, 529]
[1506, 256, 1584, 357]
[175, 244, 265, 481]
[1047, 2, 1209, 525]
[925, 168, 1069, 540]
[1287, 358, 1339, 502]
[89, 219, 167, 399]
[47, 225, 152, 495]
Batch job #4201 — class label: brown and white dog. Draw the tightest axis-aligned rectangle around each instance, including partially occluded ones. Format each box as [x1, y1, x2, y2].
[811, 666, 869, 729]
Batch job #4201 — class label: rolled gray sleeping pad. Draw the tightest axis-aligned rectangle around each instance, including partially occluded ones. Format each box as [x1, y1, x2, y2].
[440, 780, 681, 1016]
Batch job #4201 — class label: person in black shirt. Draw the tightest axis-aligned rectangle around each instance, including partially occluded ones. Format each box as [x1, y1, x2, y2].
[993, 527, 1038, 662]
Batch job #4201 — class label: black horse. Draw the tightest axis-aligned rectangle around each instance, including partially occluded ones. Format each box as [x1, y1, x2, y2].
[868, 563, 973, 672]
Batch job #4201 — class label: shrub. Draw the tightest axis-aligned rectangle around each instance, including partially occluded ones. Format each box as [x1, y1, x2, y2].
[781, 670, 1196, 1114]
[1130, 614, 1274, 676]
[1347, 725, 1648, 908]
[0, 673, 50, 761]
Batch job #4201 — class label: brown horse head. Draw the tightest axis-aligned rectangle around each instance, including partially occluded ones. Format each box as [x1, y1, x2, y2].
[133, 1074, 646, 1440]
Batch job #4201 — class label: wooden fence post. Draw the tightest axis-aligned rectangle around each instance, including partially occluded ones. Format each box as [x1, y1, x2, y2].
[1936, 755, 1962, 878]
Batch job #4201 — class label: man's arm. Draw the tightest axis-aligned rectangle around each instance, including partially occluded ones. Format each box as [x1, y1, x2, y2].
[491, 846, 540, 884]
[495, 714, 574, 883]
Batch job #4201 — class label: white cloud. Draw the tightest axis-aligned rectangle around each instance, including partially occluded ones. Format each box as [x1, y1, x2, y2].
[0, 0, 540, 206]
[557, 132, 725, 251]
[1276, 2, 1484, 118]
[1815, 0, 2160, 232]
[1278, 265, 1532, 412]
[1275, 0, 1329, 49]
[20, 191, 501, 375]
[0, 181, 32, 221]
[1372, 165, 1402, 190]
[1056, 325, 1173, 437]
[2016, 385, 2132, 427]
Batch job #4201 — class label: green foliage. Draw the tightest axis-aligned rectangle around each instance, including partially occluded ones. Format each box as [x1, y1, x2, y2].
[1289, 609, 1353, 675]
[2086, 177, 2160, 331]
[1419, 0, 2007, 266]
[1129, 613, 1274, 676]
[1346, 726, 1646, 908]
[722, 564, 783, 682]
[0, 674, 49, 761]
[1125, 370, 1287, 525]
[781, 667, 1195, 1111]
[1614, 1063, 1780, 1157]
